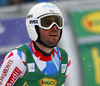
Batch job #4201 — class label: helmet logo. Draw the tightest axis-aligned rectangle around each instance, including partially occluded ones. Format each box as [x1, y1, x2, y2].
[43, 3, 56, 8]
[27, 14, 33, 19]
[50, 10, 54, 13]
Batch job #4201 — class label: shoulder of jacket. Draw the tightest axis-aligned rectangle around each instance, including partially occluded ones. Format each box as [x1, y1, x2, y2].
[57, 47, 67, 55]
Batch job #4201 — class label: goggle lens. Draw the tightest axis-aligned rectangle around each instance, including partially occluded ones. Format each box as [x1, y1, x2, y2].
[41, 15, 63, 28]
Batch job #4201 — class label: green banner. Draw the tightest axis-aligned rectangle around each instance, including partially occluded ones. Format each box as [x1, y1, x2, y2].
[69, 10, 100, 86]
[79, 43, 100, 86]
[70, 10, 100, 38]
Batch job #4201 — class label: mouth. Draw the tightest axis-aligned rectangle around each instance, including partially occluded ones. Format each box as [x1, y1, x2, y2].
[50, 34, 57, 36]
[49, 32, 58, 37]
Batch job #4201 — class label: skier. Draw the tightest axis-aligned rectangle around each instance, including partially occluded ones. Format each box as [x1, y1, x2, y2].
[0, 2, 71, 86]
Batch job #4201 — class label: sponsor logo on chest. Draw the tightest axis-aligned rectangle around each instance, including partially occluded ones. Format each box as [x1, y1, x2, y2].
[61, 64, 67, 73]
[39, 78, 57, 86]
[27, 63, 35, 72]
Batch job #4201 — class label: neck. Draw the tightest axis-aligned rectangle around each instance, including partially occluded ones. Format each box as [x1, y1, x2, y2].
[35, 41, 53, 54]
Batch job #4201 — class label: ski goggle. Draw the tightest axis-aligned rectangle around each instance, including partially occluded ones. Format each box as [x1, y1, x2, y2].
[26, 15, 63, 30]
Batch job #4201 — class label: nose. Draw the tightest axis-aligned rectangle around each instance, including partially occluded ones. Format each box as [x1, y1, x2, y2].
[51, 25, 58, 30]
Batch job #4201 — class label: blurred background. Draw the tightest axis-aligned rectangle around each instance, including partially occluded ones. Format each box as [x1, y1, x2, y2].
[0, 0, 100, 86]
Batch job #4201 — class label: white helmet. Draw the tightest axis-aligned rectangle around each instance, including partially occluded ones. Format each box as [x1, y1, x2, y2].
[26, 2, 64, 41]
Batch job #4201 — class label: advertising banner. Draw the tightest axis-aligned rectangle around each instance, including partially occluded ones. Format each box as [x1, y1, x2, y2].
[79, 43, 100, 86]
[0, 17, 31, 66]
[0, 17, 31, 46]
[70, 10, 100, 86]
[70, 10, 100, 38]
[0, 54, 6, 66]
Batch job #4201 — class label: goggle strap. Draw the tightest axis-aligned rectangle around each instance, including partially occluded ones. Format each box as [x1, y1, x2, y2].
[26, 18, 39, 26]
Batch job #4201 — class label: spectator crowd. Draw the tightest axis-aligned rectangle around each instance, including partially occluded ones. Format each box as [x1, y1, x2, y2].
[0, 0, 61, 6]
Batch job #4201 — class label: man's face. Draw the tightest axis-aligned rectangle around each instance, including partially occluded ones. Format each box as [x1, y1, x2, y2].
[39, 25, 61, 47]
